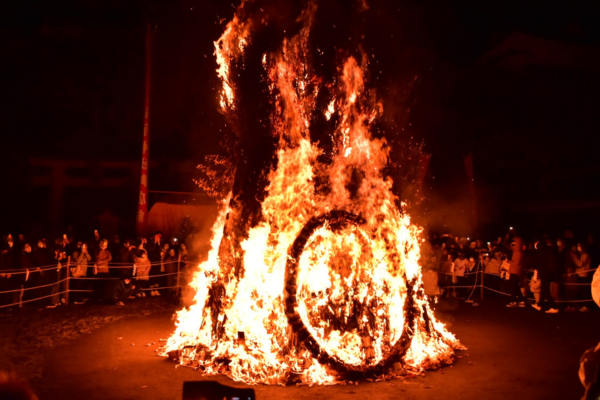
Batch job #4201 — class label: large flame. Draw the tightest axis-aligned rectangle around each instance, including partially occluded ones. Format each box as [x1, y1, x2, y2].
[162, 1, 462, 385]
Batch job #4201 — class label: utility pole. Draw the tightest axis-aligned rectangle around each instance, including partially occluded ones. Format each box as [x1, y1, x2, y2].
[136, 22, 152, 235]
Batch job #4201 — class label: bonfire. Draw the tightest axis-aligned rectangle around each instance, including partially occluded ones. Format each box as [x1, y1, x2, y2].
[161, 0, 462, 385]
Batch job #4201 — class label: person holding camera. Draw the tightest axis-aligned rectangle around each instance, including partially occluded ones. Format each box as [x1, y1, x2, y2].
[92, 239, 112, 299]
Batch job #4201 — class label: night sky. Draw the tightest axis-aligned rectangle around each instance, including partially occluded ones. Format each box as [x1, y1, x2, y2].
[1, 0, 600, 238]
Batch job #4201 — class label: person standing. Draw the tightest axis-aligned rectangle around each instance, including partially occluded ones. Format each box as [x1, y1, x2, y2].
[20, 244, 36, 305]
[93, 239, 112, 299]
[134, 252, 151, 297]
[506, 237, 527, 307]
[33, 240, 57, 308]
[574, 243, 592, 312]
[71, 243, 91, 277]
[94, 239, 112, 275]
[564, 244, 580, 311]
[147, 233, 163, 295]
[164, 248, 179, 297]
[531, 239, 559, 313]
[70, 243, 91, 303]
[49, 245, 67, 307]
[587, 234, 600, 273]
[147, 232, 163, 263]
[451, 252, 469, 299]
[117, 240, 137, 279]
[1, 235, 18, 307]
[153, 242, 171, 296]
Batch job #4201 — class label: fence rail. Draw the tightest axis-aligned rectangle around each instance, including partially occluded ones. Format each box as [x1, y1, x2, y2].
[0, 259, 188, 309]
[1, 259, 597, 309]
[435, 261, 596, 304]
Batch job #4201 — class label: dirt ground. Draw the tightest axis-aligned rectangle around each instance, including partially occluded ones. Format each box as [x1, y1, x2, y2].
[7, 297, 593, 400]
[0, 297, 175, 383]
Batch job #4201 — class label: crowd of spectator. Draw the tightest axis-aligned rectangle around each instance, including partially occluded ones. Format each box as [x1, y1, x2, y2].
[0, 230, 196, 310]
[2, 224, 599, 315]
[420, 228, 600, 313]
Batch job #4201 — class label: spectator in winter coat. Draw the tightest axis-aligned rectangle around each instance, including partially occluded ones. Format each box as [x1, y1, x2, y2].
[69, 242, 92, 304]
[71, 243, 92, 277]
[1, 235, 19, 306]
[587, 234, 600, 273]
[45, 246, 67, 308]
[574, 243, 592, 279]
[32, 240, 54, 270]
[574, 243, 592, 312]
[165, 248, 179, 295]
[20, 244, 37, 302]
[90, 239, 112, 299]
[450, 252, 470, 298]
[134, 252, 151, 297]
[147, 232, 163, 263]
[531, 239, 559, 313]
[422, 264, 441, 300]
[34, 240, 57, 307]
[506, 237, 527, 307]
[486, 250, 503, 274]
[94, 239, 112, 275]
[564, 244, 580, 309]
[117, 240, 136, 278]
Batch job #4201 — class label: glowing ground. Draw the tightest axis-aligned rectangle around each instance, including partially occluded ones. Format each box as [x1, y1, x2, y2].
[31, 299, 597, 399]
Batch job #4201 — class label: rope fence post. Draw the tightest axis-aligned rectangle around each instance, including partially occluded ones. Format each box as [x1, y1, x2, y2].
[480, 262, 484, 301]
[65, 256, 71, 305]
[19, 284, 24, 308]
[177, 254, 181, 297]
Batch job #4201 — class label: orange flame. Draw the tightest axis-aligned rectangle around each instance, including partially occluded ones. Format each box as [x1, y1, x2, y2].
[162, 1, 462, 385]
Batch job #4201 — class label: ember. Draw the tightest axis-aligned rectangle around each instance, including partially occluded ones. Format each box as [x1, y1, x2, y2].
[161, 0, 462, 385]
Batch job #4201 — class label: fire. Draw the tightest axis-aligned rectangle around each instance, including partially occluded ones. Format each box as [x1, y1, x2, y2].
[162, 1, 462, 385]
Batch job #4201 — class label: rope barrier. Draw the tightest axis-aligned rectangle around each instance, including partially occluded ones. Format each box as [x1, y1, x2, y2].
[143, 271, 179, 278]
[69, 283, 184, 294]
[481, 285, 513, 297]
[562, 268, 597, 277]
[0, 290, 68, 309]
[438, 285, 479, 289]
[141, 285, 181, 291]
[433, 263, 596, 305]
[0, 278, 69, 294]
[70, 277, 119, 281]
[460, 285, 594, 303]
[436, 270, 479, 276]
[0, 264, 66, 275]
[0, 259, 184, 274]
[70, 272, 179, 281]
[0, 256, 596, 310]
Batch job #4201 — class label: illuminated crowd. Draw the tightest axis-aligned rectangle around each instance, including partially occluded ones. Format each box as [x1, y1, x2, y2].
[2, 226, 599, 313]
[0, 231, 195, 310]
[421, 229, 600, 313]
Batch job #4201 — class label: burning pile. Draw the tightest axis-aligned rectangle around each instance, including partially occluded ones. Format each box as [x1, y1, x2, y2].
[162, 0, 462, 385]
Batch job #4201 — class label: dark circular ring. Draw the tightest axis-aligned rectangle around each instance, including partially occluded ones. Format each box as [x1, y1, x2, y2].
[283, 210, 416, 379]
